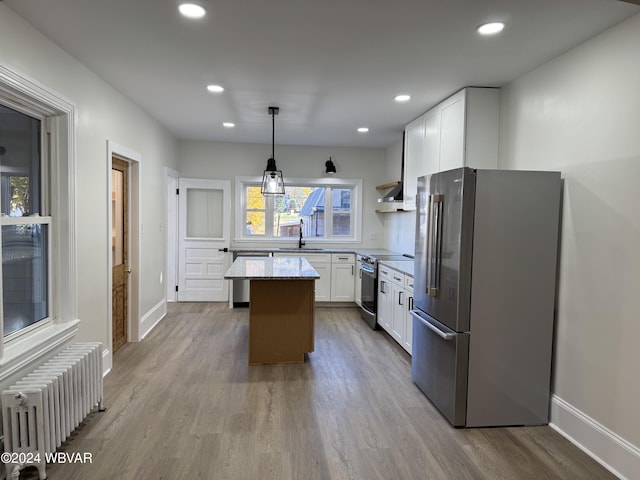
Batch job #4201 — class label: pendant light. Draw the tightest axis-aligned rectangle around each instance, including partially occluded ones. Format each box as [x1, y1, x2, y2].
[261, 106, 285, 195]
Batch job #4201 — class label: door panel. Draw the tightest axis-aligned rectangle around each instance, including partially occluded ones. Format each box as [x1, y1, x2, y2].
[414, 168, 475, 332]
[112, 158, 128, 352]
[178, 178, 231, 302]
[411, 310, 469, 427]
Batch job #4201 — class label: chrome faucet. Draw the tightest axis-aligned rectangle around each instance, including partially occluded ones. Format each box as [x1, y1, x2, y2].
[299, 219, 305, 248]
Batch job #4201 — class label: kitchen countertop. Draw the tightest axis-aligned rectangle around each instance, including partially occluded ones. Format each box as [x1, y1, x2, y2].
[379, 259, 415, 277]
[224, 256, 320, 280]
[230, 247, 402, 256]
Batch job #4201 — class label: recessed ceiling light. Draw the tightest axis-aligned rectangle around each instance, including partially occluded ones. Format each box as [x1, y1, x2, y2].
[179, 3, 206, 19]
[357, 127, 369, 133]
[395, 94, 411, 102]
[477, 22, 505, 35]
[206, 84, 224, 93]
[223, 122, 235, 128]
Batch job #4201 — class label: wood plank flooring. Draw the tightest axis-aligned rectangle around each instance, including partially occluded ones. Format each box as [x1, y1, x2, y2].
[22, 303, 616, 479]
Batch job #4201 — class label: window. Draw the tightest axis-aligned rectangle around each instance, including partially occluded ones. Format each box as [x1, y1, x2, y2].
[0, 65, 77, 368]
[236, 177, 362, 242]
[0, 105, 50, 336]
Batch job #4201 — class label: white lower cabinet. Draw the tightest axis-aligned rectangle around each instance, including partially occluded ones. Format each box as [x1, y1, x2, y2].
[330, 253, 355, 302]
[378, 264, 413, 355]
[274, 252, 331, 301]
[377, 268, 392, 333]
[355, 258, 362, 306]
[273, 252, 355, 303]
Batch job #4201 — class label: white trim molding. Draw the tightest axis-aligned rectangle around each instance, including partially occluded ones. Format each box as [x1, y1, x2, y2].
[550, 394, 640, 480]
[107, 140, 142, 345]
[140, 299, 167, 340]
[0, 64, 79, 373]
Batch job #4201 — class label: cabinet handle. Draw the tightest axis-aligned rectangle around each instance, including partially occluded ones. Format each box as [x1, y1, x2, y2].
[380, 281, 386, 294]
[359, 268, 362, 279]
[408, 296, 413, 311]
[394, 276, 402, 282]
[352, 265, 354, 275]
[381, 269, 388, 275]
[338, 256, 349, 260]
[398, 291, 404, 306]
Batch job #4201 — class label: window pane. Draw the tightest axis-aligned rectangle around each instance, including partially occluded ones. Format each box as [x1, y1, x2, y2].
[245, 212, 265, 235]
[332, 188, 351, 236]
[187, 188, 223, 238]
[2, 224, 48, 336]
[0, 105, 41, 216]
[112, 169, 125, 266]
[245, 186, 265, 236]
[290, 186, 322, 238]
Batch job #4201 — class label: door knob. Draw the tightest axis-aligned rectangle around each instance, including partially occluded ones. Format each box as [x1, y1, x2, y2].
[126, 266, 132, 274]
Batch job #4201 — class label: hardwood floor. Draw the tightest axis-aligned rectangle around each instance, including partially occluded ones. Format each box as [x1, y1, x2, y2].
[23, 303, 616, 479]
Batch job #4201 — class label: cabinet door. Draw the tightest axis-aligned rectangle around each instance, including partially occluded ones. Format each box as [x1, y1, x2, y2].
[391, 282, 405, 344]
[423, 108, 441, 176]
[403, 292, 413, 354]
[377, 276, 391, 333]
[331, 263, 355, 301]
[313, 262, 332, 301]
[403, 116, 426, 210]
[355, 259, 362, 306]
[439, 90, 466, 172]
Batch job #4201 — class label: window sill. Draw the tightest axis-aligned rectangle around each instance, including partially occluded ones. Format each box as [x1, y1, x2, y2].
[0, 319, 80, 382]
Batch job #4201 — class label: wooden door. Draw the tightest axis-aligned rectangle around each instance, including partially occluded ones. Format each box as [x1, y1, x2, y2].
[112, 158, 129, 352]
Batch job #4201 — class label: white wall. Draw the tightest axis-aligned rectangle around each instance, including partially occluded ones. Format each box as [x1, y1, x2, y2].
[0, 5, 178, 355]
[177, 141, 387, 249]
[382, 139, 416, 255]
[500, 12, 640, 477]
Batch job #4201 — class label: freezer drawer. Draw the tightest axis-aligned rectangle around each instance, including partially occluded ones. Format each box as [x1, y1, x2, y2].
[410, 309, 469, 427]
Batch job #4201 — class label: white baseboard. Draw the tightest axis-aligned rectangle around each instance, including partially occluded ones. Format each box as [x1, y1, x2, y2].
[102, 347, 112, 377]
[550, 394, 640, 480]
[140, 299, 167, 340]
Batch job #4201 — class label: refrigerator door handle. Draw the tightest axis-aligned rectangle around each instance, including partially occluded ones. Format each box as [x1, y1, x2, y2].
[428, 194, 444, 297]
[410, 310, 455, 340]
[426, 194, 434, 295]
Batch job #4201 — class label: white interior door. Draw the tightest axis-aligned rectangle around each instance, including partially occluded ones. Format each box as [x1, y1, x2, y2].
[178, 178, 231, 301]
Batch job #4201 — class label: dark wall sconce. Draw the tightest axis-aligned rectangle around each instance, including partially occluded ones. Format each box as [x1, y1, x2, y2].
[325, 157, 337, 174]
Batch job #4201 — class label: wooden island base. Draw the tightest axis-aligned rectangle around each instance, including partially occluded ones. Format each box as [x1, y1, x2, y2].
[249, 279, 315, 365]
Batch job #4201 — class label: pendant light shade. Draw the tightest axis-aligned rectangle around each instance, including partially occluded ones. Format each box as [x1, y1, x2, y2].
[261, 106, 285, 195]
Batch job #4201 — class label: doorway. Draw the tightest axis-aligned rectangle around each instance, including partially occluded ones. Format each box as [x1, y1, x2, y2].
[112, 158, 129, 352]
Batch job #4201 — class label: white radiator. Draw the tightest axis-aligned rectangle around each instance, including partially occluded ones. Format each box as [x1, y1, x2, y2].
[2, 342, 105, 479]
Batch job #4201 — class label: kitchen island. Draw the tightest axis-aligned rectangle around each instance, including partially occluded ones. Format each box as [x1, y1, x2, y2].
[224, 256, 320, 365]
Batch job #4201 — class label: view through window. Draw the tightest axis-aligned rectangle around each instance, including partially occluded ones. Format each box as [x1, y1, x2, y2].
[240, 179, 359, 241]
[0, 104, 49, 336]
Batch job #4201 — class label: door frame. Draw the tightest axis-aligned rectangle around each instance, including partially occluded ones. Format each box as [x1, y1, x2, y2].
[165, 167, 179, 302]
[107, 140, 141, 365]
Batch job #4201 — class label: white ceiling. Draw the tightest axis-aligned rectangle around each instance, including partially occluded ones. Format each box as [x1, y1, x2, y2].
[5, 0, 639, 148]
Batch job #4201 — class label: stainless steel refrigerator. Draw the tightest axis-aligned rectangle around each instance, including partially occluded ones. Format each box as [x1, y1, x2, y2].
[411, 167, 562, 427]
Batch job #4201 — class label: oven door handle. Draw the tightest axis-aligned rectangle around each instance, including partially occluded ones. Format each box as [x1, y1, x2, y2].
[361, 264, 375, 274]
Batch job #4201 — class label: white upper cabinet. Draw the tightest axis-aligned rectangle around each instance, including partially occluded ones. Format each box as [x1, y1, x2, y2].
[403, 87, 500, 206]
[403, 116, 426, 210]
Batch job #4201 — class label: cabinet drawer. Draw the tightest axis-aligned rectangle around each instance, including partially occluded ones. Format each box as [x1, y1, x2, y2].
[404, 275, 414, 292]
[331, 253, 354, 264]
[391, 271, 405, 285]
[303, 253, 332, 264]
[378, 266, 393, 282]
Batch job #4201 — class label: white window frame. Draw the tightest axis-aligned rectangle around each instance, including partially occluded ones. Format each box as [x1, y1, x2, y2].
[235, 176, 362, 243]
[0, 65, 78, 380]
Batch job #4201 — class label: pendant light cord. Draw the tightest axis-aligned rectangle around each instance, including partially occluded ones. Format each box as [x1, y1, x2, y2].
[272, 108, 275, 160]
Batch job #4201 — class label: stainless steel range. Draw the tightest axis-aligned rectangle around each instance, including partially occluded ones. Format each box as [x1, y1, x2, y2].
[358, 253, 413, 328]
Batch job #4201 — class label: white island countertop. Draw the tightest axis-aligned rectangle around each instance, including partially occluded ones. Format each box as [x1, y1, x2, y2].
[224, 256, 320, 280]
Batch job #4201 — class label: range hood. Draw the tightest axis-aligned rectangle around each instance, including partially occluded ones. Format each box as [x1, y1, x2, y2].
[376, 131, 409, 212]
